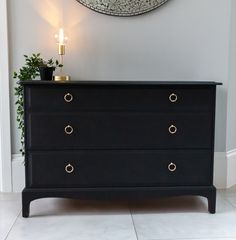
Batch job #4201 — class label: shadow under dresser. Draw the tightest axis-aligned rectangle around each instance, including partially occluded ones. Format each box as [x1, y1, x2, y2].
[21, 80, 222, 217]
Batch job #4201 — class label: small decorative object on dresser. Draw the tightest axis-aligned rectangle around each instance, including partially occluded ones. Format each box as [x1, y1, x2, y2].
[53, 28, 70, 81]
[38, 58, 63, 81]
[21, 80, 222, 217]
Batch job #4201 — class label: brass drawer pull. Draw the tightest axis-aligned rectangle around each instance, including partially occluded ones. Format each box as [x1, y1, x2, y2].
[168, 162, 177, 172]
[65, 164, 74, 174]
[168, 125, 177, 134]
[169, 93, 178, 103]
[64, 125, 74, 135]
[64, 93, 73, 103]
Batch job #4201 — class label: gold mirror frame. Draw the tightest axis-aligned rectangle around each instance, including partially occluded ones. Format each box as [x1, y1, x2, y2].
[76, 0, 169, 16]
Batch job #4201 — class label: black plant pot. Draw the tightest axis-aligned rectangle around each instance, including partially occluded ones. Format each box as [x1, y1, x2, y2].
[39, 67, 54, 81]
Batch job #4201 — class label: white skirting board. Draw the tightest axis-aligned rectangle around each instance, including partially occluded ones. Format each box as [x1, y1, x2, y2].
[12, 154, 25, 192]
[227, 150, 236, 188]
[11, 151, 236, 192]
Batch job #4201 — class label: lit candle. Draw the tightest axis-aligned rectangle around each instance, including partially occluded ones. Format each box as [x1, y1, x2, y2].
[53, 28, 71, 81]
[59, 28, 65, 45]
[55, 28, 67, 55]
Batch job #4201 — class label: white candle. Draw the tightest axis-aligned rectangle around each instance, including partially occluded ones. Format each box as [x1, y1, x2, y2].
[59, 28, 64, 45]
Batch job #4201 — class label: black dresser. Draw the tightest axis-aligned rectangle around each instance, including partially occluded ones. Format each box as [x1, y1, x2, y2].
[21, 81, 221, 217]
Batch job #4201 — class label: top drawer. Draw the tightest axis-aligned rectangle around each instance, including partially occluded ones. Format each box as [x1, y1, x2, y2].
[24, 85, 215, 112]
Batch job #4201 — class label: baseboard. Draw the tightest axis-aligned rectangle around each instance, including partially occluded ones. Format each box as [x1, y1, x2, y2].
[227, 149, 236, 188]
[12, 154, 25, 192]
[11, 152, 234, 192]
[214, 152, 227, 189]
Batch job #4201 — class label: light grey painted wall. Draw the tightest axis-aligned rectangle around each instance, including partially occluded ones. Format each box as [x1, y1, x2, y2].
[8, 0, 231, 154]
[226, 0, 236, 152]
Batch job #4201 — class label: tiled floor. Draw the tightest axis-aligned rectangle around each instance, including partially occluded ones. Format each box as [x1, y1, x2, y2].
[1, 188, 236, 240]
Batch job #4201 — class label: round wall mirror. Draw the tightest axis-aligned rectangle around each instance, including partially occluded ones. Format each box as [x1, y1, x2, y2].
[76, 0, 169, 16]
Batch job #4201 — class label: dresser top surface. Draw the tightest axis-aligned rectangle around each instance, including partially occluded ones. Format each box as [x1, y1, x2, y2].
[20, 80, 222, 86]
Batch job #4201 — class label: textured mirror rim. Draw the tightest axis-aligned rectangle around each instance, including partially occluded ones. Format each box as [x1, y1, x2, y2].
[76, 0, 169, 16]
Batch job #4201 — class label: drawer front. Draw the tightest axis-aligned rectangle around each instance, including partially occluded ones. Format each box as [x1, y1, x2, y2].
[26, 113, 213, 150]
[25, 85, 214, 112]
[27, 150, 212, 188]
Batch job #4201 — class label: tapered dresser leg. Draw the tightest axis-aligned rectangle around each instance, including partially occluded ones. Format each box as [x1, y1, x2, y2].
[207, 187, 216, 214]
[22, 192, 31, 218]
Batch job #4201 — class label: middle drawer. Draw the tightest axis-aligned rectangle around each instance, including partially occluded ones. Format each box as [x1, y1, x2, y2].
[26, 112, 213, 150]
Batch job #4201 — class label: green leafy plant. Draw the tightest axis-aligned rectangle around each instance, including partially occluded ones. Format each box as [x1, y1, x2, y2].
[38, 57, 63, 70]
[13, 53, 62, 155]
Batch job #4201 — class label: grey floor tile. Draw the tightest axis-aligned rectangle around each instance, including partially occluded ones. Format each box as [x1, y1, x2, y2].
[226, 195, 236, 208]
[131, 194, 236, 240]
[0, 193, 21, 240]
[6, 198, 137, 240]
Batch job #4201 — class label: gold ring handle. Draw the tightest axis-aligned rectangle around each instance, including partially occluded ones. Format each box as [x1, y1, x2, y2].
[64, 93, 73, 103]
[65, 164, 74, 174]
[168, 125, 177, 134]
[64, 125, 74, 135]
[169, 93, 178, 103]
[168, 162, 177, 172]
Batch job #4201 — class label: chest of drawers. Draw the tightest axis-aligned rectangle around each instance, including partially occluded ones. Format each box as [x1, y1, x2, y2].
[21, 81, 221, 217]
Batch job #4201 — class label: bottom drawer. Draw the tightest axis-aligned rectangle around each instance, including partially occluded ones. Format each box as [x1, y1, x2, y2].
[27, 150, 212, 188]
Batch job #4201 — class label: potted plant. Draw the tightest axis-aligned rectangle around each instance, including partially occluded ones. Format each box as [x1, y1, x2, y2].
[38, 58, 63, 80]
[13, 53, 62, 154]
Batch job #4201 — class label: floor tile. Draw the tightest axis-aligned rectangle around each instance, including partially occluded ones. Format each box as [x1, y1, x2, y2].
[171, 239, 236, 240]
[131, 194, 236, 240]
[6, 198, 137, 240]
[226, 196, 236, 208]
[0, 193, 21, 240]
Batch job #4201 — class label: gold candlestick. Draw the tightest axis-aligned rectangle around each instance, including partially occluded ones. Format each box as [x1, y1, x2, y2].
[53, 28, 71, 81]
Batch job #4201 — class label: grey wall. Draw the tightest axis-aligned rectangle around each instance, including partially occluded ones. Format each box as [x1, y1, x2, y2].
[226, 0, 236, 152]
[8, 0, 231, 154]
